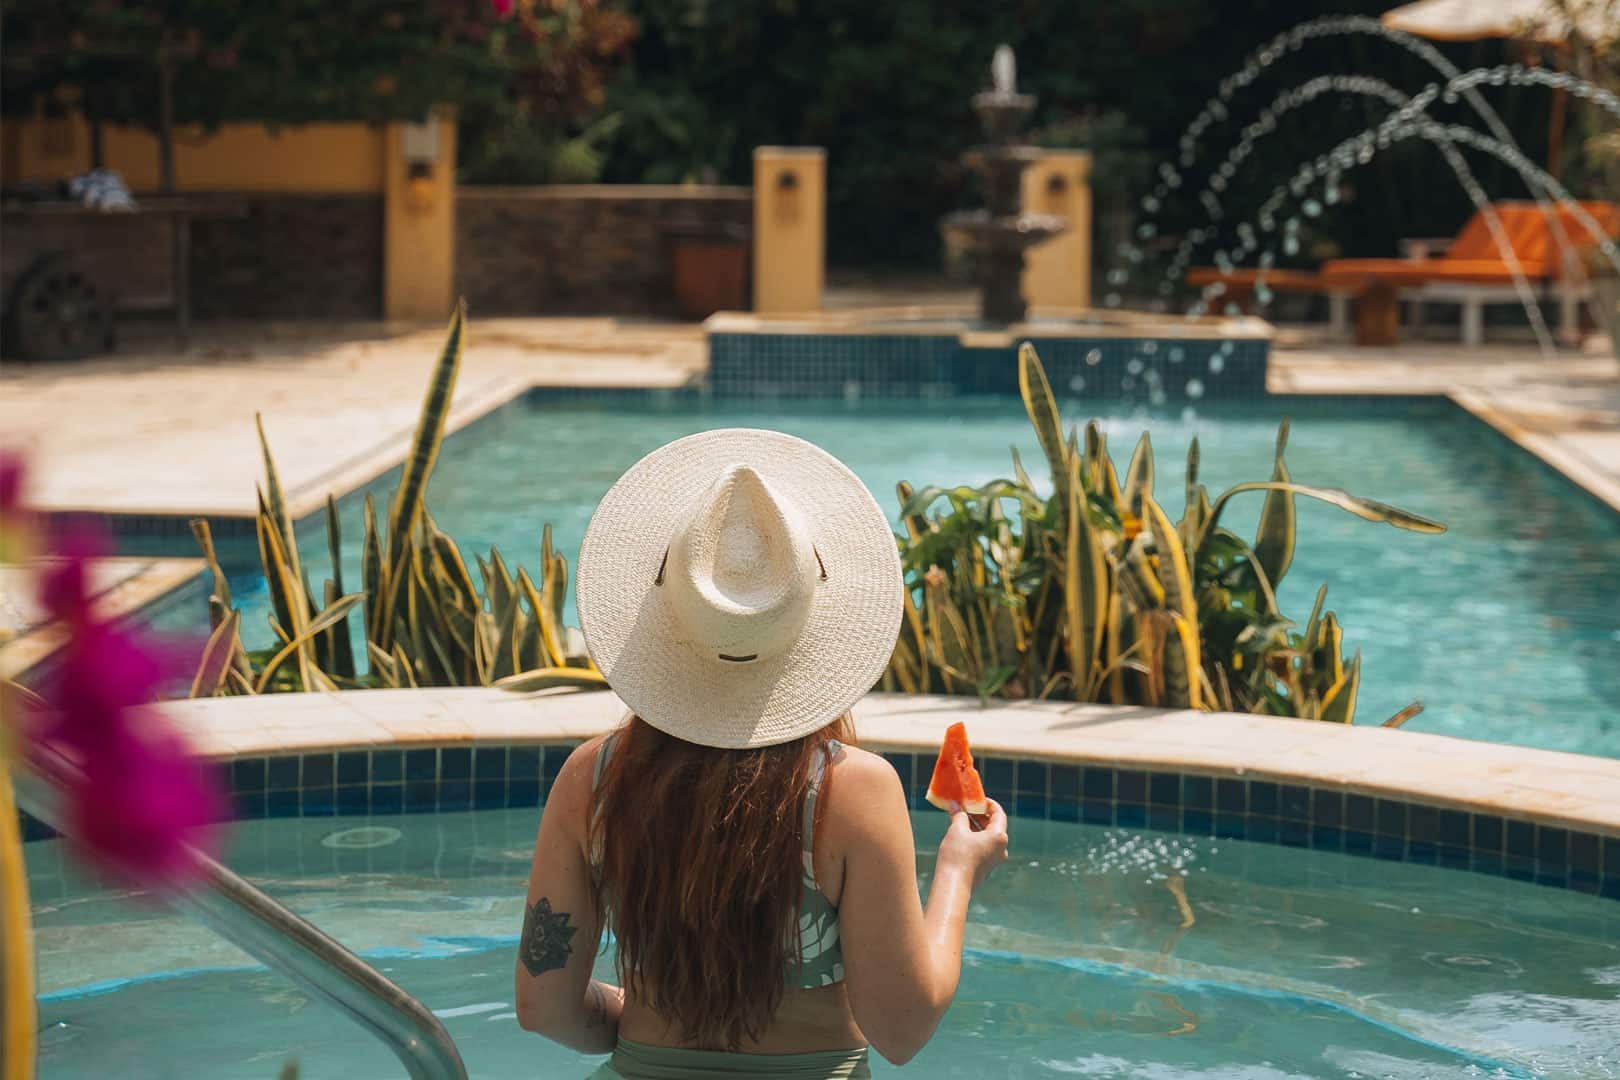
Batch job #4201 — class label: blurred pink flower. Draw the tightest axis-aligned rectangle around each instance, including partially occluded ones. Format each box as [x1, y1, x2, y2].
[26, 530, 225, 890]
[492, 0, 515, 16]
[62, 716, 226, 889]
[0, 451, 21, 513]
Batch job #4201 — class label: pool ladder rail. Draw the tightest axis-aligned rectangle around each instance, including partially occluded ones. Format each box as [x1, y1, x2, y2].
[15, 744, 469, 1080]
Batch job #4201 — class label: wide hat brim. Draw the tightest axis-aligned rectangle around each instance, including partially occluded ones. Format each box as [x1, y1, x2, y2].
[576, 428, 904, 749]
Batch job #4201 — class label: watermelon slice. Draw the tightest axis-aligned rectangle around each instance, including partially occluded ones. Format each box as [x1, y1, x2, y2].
[925, 722, 990, 829]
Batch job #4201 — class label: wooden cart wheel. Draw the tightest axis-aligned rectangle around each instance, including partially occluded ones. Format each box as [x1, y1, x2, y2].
[5, 254, 115, 363]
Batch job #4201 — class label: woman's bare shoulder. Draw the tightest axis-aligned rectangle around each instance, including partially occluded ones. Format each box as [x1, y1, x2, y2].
[544, 734, 614, 826]
[831, 743, 897, 776]
[826, 744, 911, 828]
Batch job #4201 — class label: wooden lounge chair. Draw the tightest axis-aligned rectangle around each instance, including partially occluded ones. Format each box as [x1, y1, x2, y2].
[1184, 267, 1354, 340]
[1188, 200, 1620, 346]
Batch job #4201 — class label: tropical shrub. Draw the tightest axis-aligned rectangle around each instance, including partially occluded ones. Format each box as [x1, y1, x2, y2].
[881, 344, 1444, 724]
[188, 305, 605, 697]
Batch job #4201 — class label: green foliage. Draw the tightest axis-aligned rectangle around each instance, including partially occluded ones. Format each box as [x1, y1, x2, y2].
[460, 111, 624, 186]
[0, 0, 636, 141]
[883, 343, 1445, 724]
[585, 0, 1567, 272]
[189, 305, 606, 697]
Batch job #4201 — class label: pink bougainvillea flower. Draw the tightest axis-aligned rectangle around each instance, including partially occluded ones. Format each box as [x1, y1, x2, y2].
[26, 535, 226, 891]
[0, 451, 21, 513]
[64, 717, 226, 889]
[492, 0, 515, 16]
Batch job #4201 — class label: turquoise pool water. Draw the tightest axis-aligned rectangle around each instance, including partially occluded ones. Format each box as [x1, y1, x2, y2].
[191, 394, 1620, 756]
[27, 806, 1620, 1078]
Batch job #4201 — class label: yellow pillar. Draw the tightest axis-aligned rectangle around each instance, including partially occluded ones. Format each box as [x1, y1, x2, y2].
[752, 147, 825, 314]
[0, 748, 36, 1080]
[1021, 151, 1093, 312]
[384, 115, 457, 322]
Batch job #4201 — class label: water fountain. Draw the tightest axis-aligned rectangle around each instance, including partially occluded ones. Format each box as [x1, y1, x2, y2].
[1100, 15, 1619, 357]
[941, 46, 1067, 325]
[701, 47, 1272, 401]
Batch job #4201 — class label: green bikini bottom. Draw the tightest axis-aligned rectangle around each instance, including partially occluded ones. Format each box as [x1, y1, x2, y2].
[587, 1037, 872, 1079]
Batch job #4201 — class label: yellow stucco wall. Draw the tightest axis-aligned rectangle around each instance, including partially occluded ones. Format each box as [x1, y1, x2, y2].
[753, 147, 825, 313]
[1021, 151, 1093, 311]
[2, 113, 457, 321]
[0, 115, 385, 192]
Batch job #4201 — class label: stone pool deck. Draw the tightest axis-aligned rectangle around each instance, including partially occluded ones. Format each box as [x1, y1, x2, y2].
[2, 317, 1617, 521]
[0, 318, 706, 521]
[0, 556, 202, 680]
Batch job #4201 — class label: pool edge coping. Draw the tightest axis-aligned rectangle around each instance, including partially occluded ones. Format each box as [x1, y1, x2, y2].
[0, 557, 205, 680]
[156, 688, 1620, 840]
[33, 352, 1620, 529]
[1447, 388, 1620, 515]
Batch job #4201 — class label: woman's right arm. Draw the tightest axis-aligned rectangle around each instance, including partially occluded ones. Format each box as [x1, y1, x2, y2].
[836, 755, 1008, 1065]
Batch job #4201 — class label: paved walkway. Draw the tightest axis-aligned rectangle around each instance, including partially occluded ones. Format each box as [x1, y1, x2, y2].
[0, 317, 705, 520]
[2, 313, 1617, 519]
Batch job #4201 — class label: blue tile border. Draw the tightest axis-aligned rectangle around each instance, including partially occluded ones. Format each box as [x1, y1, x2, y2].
[16, 744, 1620, 903]
[706, 332, 1272, 401]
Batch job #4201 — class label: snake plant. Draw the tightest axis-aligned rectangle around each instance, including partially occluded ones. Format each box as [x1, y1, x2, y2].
[189, 304, 606, 697]
[882, 343, 1445, 725]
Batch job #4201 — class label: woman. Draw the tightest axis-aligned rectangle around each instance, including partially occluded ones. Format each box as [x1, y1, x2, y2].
[515, 429, 1009, 1078]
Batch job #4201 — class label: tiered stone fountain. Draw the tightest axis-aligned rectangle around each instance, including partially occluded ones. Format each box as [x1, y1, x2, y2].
[942, 46, 1067, 325]
[705, 42, 1271, 399]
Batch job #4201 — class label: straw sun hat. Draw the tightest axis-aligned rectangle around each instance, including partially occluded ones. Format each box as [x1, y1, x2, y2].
[576, 429, 904, 750]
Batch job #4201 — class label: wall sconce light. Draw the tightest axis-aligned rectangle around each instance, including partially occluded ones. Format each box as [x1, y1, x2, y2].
[774, 168, 801, 225]
[401, 119, 440, 166]
[1043, 172, 1070, 214]
[401, 118, 439, 212]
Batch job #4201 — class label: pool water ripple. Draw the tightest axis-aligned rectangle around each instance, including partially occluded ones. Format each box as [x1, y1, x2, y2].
[25, 808, 1620, 1078]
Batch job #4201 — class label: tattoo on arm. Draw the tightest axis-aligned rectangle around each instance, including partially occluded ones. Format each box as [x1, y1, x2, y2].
[519, 897, 578, 977]
[584, 982, 610, 1029]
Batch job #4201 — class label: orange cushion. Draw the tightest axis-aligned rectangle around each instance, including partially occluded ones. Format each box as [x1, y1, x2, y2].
[1444, 201, 1620, 264]
[1321, 257, 1557, 288]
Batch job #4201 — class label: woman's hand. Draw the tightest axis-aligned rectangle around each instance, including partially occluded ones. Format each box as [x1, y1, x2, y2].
[936, 799, 1009, 889]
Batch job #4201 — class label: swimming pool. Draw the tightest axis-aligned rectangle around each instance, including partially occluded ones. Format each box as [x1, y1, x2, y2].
[26, 802, 1620, 1078]
[193, 392, 1620, 758]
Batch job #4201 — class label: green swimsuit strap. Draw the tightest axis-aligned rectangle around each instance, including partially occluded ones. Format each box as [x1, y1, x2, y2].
[801, 739, 838, 884]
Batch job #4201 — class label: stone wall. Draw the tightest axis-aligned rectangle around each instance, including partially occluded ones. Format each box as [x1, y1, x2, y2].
[456, 185, 752, 316]
[189, 194, 384, 319]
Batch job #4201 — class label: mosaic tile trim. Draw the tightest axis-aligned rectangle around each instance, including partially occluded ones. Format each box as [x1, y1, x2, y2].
[42, 510, 259, 545]
[707, 333, 1271, 400]
[876, 751, 1620, 900]
[17, 747, 1618, 902]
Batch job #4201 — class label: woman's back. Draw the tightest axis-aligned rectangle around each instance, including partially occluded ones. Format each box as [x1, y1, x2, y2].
[527, 728, 1006, 1063]
[607, 736, 876, 1055]
[590, 724, 859, 1052]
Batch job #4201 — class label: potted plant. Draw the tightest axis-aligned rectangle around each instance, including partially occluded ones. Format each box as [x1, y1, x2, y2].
[666, 218, 750, 320]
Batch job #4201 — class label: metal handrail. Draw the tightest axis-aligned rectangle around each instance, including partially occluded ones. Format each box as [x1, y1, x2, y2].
[14, 745, 468, 1080]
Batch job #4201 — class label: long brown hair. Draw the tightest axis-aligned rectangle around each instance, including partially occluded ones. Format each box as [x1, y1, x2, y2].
[587, 713, 854, 1049]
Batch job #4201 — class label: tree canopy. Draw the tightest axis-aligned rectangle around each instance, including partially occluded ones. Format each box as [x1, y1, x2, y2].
[0, 1, 635, 143]
[592, 0, 1578, 272]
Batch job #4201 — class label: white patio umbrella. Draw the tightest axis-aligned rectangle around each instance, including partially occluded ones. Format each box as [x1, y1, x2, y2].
[1382, 0, 1619, 168]
[1382, 0, 1614, 44]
